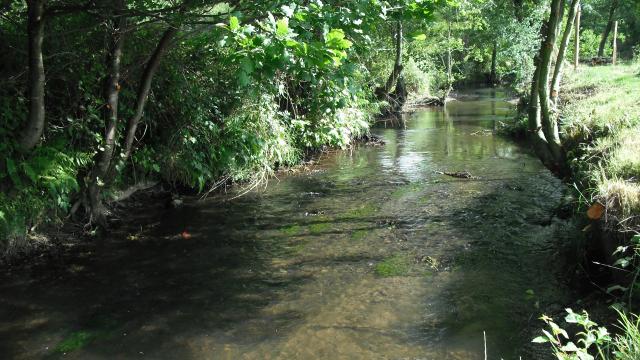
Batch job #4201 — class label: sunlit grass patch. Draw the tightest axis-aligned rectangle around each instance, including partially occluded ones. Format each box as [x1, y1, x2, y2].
[597, 177, 640, 224]
[606, 129, 640, 179]
[562, 65, 640, 141]
[560, 65, 640, 231]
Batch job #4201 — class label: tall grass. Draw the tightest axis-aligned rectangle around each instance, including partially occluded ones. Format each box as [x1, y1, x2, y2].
[560, 64, 640, 231]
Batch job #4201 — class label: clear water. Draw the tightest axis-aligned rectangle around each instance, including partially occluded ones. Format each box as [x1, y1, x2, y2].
[0, 88, 574, 359]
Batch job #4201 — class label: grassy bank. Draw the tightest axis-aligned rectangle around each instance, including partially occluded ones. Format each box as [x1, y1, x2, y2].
[504, 64, 640, 232]
[561, 64, 640, 232]
[524, 64, 640, 359]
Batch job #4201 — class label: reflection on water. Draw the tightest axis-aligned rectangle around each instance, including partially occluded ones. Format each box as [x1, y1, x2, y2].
[0, 89, 573, 359]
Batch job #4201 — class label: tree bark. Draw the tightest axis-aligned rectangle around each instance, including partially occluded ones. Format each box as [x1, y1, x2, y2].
[574, 5, 580, 69]
[19, 0, 46, 151]
[537, 0, 565, 171]
[528, 55, 554, 167]
[598, 0, 619, 57]
[551, 0, 580, 105]
[612, 20, 618, 65]
[87, 0, 126, 226]
[490, 41, 497, 85]
[122, 25, 178, 160]
[381, 20, 403, 97]
[444, 19, 453, 100]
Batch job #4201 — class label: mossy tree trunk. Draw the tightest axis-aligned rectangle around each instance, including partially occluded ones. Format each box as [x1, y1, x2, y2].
[551, 0, 580, 105]
[528, 53, 555, 167]
[537, 0, 565, 172]
[19, 0, 46, 151]
[87, 0, 127, 227]
[380, 20, 404, 98]
[529, 0, 571, 176]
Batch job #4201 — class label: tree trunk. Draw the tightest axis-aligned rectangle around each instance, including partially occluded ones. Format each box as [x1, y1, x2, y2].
[574, 5, 581, 69]
[551, 0, 580, 105]
[528, 55, 554, 167]
[490, 41, 497, 85]
[381, 20, 403, 97]
[598, 0, 619, 57]
[444, 19, 453, 101]
[537, 0, 565, 172]
[612, 20, 618, 65]
[122, 25, 178, 161]
[87, 1, 126, 227]
[19, 0, 46, 151]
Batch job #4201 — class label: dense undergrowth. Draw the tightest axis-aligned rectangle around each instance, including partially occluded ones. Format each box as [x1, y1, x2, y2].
[1, 1, 445, 257]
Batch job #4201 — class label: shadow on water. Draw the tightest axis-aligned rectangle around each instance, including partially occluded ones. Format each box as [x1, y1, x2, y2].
[1, 207, 308, 358]
[401, 172, 578, 359]
[0, 88, 577, 359]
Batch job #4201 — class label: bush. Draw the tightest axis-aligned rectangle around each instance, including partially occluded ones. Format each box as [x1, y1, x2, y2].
[402, 57, 430, 97]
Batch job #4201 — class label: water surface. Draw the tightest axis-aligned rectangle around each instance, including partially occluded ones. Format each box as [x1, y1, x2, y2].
[0, 88, 574, 359]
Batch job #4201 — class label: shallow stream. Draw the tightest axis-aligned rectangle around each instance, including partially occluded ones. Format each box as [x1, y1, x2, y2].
[0, 89, 576, 359]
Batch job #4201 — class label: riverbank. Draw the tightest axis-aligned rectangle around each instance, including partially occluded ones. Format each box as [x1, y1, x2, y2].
[562, 65, 640, 234]
[0, 90, 577, 358]
[503, 64, 640, 357]
[503, 64, 639, 235]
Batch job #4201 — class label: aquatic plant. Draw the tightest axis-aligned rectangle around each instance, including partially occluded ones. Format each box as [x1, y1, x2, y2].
[375, 254, 411, 277]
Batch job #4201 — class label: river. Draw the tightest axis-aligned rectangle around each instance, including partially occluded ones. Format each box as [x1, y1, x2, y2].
[0, 88, 577, 359]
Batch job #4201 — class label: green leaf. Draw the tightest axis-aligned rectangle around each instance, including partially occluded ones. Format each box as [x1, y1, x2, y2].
[240, 57, 254, 74]
[21, 162, 38, 183]
[532, 336, 549, 343]
[229, 16, 240, 31]
[325, 29, 352, 50]
[412, 34, 427, 41]
[281, 4, 295, 18]
[284, 39, 299, 48]
[560, 342, 579, 352]
[606, 285, 628, 293]
[276, 18, 289, 38]
[614, 257, 631, 268]
[6, 158, 21, 187]
[238, 71, 251, 87]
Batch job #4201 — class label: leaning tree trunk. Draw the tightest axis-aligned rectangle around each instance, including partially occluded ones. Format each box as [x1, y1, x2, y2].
[87, 2, 126, 227]
[19, 0, 46, 151]
[379, 20, 403, 98]
[550, 0, 580, 105]
[528, 54, 555, 167]
[537, 0, 566, 173]
[122, 25, 178, 161]
[598, 0, 619, 57]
